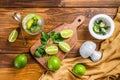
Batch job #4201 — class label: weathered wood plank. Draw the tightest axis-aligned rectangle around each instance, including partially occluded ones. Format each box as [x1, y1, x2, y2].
[0, 64, 45, 80]
[0, 0, 61, 8]
[0, 0, 120, 8]
[60, 0, 120, 8]
[0, 8, 117, 54]
[0, 53, 45, 80]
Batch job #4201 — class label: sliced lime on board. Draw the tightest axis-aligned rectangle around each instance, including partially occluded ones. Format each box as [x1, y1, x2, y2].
[60, 29, 73, 38]
[8, 29, 18, 42]
[45, 46, 58, 55]
[58, 42, 70, 52]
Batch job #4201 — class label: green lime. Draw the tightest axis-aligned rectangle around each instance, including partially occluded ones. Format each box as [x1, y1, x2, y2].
[47, 56, 61, 71]
[45, 46, 58, 55]
[93, 26, 100, 33]
[14, 54, 27, 68]
[58, 42, 70, 52]
[72, 64, 86, 76]
[8, 29, 18, 42]
[60, 29, 73, 38]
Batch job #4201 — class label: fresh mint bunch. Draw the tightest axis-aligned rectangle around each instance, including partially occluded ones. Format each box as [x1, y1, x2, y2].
[34, 31, 64, 58]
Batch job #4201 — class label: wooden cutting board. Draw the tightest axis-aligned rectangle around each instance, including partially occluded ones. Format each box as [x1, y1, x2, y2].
[30, 15, 85, 70]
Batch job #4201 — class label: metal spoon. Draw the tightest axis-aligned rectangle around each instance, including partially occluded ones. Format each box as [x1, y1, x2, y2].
[13, 12, 27, 46]
[13, 12, 21, 23]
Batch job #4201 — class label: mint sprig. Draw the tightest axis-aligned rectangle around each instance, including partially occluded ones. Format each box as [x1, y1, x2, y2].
[34, 45, 45, 57]
[34, 31, 64, 58]
[41, 32, 50, 45]
[52, 32, 64, 43]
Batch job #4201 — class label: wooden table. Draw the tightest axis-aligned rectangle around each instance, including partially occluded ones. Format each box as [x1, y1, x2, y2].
[0, 0, 120, 80]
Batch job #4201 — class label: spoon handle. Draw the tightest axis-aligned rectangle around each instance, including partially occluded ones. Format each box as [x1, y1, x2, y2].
[20, 23, 27, 46]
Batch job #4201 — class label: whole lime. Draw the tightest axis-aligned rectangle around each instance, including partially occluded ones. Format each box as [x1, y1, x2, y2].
[47, 56, 61, 71]
[72, 64, 86, 76]
[14, 54, 27, 68]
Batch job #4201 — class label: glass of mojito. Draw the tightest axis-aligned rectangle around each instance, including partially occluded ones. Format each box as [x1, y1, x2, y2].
[22, 14, 44, 35]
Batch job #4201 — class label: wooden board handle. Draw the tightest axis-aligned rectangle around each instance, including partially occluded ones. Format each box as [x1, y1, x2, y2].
[71, 15, 85, 29]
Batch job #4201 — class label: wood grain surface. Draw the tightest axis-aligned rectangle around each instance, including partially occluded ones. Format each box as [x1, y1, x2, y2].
[0, 0, 120, 8]
[0, 1, 119, 80]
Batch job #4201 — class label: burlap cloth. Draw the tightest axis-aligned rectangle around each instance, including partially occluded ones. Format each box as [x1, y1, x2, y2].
[39, 7, 120, 80]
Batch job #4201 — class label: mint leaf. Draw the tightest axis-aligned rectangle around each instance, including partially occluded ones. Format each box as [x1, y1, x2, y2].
[34, 50, 42, 58]
[50, 31, 55, 38]
[41, 38, 47, 45]
[41, 32, 50, 45]
[53, 33, 64, 43]
[32, 20, 38, 26]
[34, 45, 46, 57]
[42, 32, 50, 41]
[37, 48, 45, 55]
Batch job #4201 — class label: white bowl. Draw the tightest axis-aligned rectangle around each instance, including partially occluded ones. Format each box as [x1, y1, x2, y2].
[89, 14, 114, 40]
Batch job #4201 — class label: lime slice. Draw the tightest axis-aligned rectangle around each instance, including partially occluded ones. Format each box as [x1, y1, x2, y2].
[26, 19, 34, 30]
[58, 42, 70, 52]
[8, 29, 18, 42]
[45, 46, 58, 55]
[93, 26, 100, 33]
[60, 29, 73, 38]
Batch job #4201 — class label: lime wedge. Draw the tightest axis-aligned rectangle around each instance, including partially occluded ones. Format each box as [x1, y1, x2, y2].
[26, 19, 34, 30]
[8, 29, 18, 42]
[93, 26, 100, 33]
[58, 42, 70, 52]
[60, 29, 73, 38]
[45, 46, 58, 55]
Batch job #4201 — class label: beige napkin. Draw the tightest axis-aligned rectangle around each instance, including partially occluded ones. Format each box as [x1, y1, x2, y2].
[39, 7, 120, 80]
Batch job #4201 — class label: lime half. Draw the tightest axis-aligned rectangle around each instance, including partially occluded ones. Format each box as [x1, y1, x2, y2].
[45, 46, 58, 55]
[60, 29, 73, 38]
[58, 42, 70, 52]
[8, 29, 18, 42]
